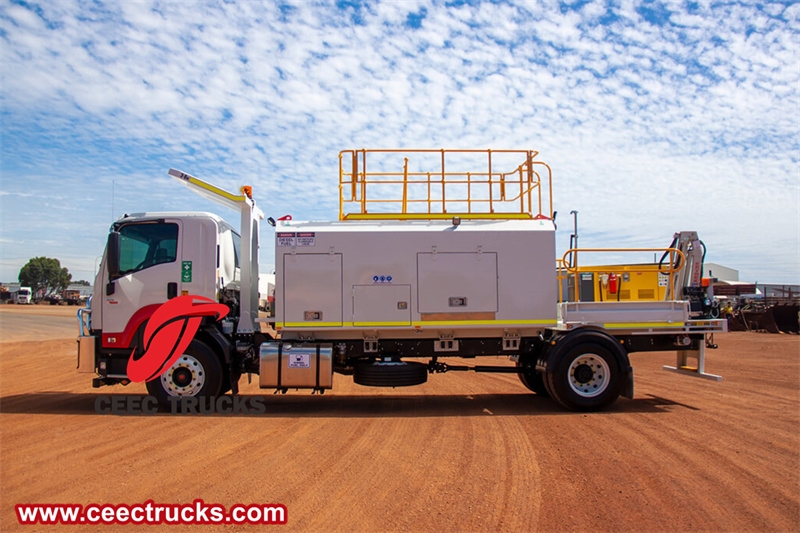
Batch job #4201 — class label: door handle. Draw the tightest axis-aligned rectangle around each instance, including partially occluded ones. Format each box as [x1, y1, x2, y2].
[167, 282, 178, 299]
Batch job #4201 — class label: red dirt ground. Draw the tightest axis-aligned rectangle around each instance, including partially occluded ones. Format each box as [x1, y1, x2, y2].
[1, 305, 798, 532]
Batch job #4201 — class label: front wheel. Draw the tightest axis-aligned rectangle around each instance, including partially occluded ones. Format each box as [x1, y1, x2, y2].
[545, 342, 623, 411]
[146, 340, 223, 405]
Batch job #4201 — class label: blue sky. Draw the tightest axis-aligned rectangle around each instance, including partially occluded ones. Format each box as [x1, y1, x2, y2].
[1, 0, 798, 284]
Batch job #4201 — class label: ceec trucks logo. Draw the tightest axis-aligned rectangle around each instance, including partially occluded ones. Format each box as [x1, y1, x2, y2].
[126, 295, 229, 382]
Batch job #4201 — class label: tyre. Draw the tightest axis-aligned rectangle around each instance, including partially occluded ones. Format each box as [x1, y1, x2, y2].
[219, 373, 232, 395]
[517, 363, 549, 396]
[546, 341, 623, 411]
[354, 360, 428, 387]
[146, 340, 223, 405]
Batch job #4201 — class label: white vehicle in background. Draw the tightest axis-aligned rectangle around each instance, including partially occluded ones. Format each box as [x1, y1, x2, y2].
[11, 287, 32, 304]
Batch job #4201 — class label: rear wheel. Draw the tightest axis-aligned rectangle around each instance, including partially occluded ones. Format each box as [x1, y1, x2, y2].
[146, 340, 223, 405]
[517, 363, 549, 396]
[546, 342, 623, 411]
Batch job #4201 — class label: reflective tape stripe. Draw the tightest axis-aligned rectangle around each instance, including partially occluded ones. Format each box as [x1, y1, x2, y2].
[280, 322, 344, 328]
[276, 319, 557, 328]
[187, 176, 247, 203]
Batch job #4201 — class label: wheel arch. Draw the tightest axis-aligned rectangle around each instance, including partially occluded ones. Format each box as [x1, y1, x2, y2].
[544, 327, 634, 400]
[195, 324, 235, 364]
[545, 327, 630, 371]
[126, 314, 232, 363]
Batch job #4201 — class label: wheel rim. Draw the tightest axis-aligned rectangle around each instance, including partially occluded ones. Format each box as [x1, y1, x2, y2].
[160, 354, 206, 396]
[567, 353, 610, 398]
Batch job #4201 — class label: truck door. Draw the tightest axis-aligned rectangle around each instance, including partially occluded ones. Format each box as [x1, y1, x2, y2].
[100, 220, 182, 350]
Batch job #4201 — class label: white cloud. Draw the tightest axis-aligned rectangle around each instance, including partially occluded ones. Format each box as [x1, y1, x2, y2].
[0, 0, 797, 283]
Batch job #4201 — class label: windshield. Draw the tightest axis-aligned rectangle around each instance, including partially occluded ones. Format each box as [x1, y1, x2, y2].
[118, 223, 178, 275]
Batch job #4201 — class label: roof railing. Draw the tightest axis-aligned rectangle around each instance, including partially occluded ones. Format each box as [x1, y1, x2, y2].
[338, 149, 553, 221]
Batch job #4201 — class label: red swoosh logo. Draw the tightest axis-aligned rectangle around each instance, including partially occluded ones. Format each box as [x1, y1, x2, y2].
[126, 295, 229, 383]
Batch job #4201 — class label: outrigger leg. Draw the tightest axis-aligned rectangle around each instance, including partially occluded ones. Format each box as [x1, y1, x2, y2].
[663, 335, 723, 381]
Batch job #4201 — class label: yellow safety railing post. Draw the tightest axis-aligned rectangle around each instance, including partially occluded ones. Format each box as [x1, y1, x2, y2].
[427, 172, 432, 215]
[487, 149, 494, 213]
[360, 149, 367, 214]
[351, 150, 358, 201]
[543, 160, 553, 218]
[338, 152, 344, 220]
[440, 149, 446, 214]
[526, 152, 534, 215]
[402, 157, 409, 214]
[467, 172, 472, 214]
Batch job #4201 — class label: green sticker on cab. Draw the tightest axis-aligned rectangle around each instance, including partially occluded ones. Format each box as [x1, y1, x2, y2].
[181, 261, 192, 282]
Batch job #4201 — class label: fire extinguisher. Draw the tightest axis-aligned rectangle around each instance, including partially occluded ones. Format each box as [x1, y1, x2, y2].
[608, 272, 618, 294]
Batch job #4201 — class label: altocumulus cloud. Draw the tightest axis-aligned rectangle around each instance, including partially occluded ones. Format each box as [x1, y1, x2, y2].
[0, 0, 797, 283]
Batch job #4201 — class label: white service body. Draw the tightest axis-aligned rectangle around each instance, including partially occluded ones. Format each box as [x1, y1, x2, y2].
[275, 217, 557, 341]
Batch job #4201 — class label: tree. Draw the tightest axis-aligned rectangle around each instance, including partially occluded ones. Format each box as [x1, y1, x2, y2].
[19, 257, 72, 298]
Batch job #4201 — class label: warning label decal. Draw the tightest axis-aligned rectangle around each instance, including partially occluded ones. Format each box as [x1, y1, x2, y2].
[277, 232, 296, 247]
[296, 232, 316, 247]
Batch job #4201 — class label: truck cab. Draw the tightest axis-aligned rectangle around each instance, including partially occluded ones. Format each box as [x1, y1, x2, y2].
[13, 287, 31, 304]
[83, 212, 244, 391]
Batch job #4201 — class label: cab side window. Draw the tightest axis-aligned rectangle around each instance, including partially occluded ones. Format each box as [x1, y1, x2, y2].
[232, 231, 241, 269]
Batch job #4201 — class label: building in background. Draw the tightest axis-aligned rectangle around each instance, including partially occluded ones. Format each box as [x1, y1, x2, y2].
[704, 263, 738, 282]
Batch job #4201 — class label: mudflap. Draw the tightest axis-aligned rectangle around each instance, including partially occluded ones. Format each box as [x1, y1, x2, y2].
[622, 367, 634, 399]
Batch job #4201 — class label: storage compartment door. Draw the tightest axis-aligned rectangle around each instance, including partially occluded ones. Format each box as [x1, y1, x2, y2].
[417, 252, 498, 316]
[353, 284, 412, 327]
[283, 254, 343, 326]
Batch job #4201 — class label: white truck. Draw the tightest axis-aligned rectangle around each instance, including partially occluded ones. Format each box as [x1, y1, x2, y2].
[12, 287, 32, 304]
[77, 149, 726, 411]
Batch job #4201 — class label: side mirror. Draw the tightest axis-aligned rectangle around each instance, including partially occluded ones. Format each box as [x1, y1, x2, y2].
[267, 217, 276, 227]
[106, 231, 121, 280]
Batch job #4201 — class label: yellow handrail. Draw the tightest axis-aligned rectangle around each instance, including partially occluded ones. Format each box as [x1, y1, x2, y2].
[557, 247, 686, 303]
[338, 149, 553, 221]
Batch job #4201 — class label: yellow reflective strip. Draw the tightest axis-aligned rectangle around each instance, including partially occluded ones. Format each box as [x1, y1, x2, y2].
[282, 322, 344, 328]
[413, 319, 557, 327]
[188, 176, 247, 203]
[603, 322, 679, 329]
[277, 319, 557, 328]
[352, 322, 411, 327]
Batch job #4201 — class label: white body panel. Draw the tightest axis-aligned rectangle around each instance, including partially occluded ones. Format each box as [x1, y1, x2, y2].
[275, 218, 557, 340]
[558, 300, 689, 330]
